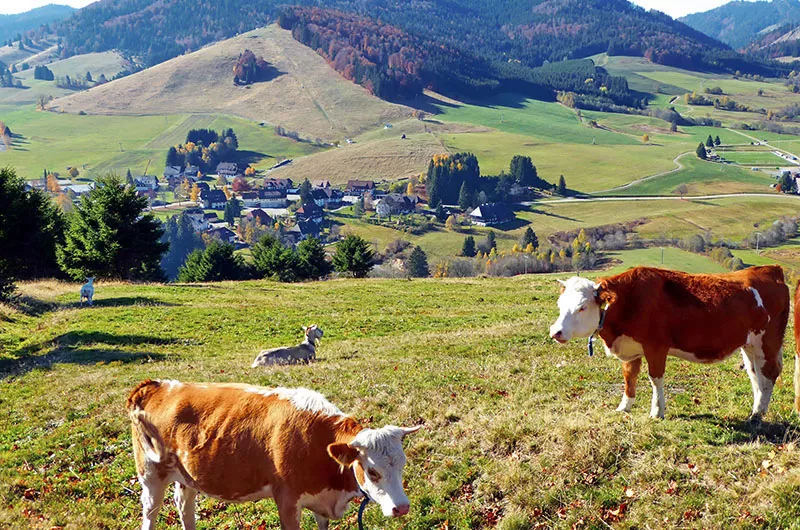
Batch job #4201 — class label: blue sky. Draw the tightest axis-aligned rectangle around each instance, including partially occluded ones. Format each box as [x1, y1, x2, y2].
[2, 0, 764, 19]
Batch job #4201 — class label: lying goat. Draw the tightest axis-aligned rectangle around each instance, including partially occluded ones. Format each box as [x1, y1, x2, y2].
[252, 325, 324, 367]
[80, 277, 95, 306]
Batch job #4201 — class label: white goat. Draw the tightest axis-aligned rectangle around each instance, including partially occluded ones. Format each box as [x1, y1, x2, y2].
[79, 277, 95, 306]
[251, 325, 324, 367]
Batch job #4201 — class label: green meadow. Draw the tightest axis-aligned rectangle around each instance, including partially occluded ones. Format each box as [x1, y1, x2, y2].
[2, 277, 800, 529]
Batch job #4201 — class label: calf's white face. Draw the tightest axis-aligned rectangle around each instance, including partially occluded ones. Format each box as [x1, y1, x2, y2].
[329, 425, 421, 518]
[549, 277, 602, 342]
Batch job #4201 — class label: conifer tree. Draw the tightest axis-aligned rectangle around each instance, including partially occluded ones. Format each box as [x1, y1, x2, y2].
[406, 246, 429, 277]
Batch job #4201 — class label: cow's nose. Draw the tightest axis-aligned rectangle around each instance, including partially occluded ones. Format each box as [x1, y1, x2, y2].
[551, 330, 565, 343]
[392, 504, 410, 517]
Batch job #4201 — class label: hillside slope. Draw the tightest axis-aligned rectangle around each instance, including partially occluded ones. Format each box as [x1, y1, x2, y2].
[0, 4, 74, 43]
[680, 0, 800, 49]
[48, 25, 414, 142]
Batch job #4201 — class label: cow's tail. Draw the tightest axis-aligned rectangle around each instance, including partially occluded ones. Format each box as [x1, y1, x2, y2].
[130, 409, 169, 464]
[794, 281, 800, 414]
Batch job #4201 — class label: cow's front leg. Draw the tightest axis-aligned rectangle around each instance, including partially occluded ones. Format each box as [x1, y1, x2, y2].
[276, 494, 302, 530]
[617, 358, 641, 412]
[313, 513, 329, 530]
[646, 353, 667, 419]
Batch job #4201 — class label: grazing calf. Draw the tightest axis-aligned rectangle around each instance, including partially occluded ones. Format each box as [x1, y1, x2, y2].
[549, 266, 789, 419]
[127, 379, 420, 530]
[252, 325, 324, 367]
[79, 277, 95, 306]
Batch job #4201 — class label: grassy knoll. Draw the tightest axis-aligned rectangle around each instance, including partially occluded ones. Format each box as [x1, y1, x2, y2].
[612, 157, 775, 196]
[719, 151, 791, 166]
[0, 105, 320, 180]
[604, 247, 727, 274]
[2, 278, 800, 529]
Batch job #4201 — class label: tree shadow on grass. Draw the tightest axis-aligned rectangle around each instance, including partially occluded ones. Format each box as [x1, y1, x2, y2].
[67, 296, 179, 308]
[0, 331, 179, 380]
[680, 413, 800, 445]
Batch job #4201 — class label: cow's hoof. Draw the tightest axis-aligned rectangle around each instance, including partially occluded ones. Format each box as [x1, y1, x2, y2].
[747, 413, 764, 426]
[649, 411, 665, 420]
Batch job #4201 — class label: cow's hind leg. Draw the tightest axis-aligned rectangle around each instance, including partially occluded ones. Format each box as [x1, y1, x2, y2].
[174, 482, 197, 530]
[617, 358, 641, 412]
[313, 513, 329, 530]
[139, 475, 168, 530]
[742, 330, 782, 419]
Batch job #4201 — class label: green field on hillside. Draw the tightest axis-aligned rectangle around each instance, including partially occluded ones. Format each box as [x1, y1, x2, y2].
[0, 105, 321, 180]
[2, 277, 800, 529]
[605, 247, 727, 274]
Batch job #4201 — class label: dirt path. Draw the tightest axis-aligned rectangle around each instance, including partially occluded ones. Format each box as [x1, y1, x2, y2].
[529, 192, 797, 205]
[593, 151, 692, 193]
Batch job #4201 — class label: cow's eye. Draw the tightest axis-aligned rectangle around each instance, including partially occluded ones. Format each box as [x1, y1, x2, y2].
[578, 306, 587, 312]
[368, 469, 382, 482]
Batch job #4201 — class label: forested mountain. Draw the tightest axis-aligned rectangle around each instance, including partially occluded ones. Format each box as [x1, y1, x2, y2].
[680, 0, 800, 49]
[50, 0, 788, 101]
[745, 23, 800, 58]
[0, 4, 74, 43]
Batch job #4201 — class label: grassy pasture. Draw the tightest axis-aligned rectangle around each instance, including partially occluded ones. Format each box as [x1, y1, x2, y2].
[2, 278, 800, 529]
[604, 247, 727, 274]
[0, 105, 320, 180]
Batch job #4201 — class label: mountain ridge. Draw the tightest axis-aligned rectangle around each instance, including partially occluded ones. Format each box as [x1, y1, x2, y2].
[680, 0, 800, 49]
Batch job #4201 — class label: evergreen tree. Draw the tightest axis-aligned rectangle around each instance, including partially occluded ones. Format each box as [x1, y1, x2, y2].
[486, 230, 497, 250]
[458, 181, 472, 210]
[57, 175, 167, 281]
[332, 235, 374, 278]
[714, 135, 721, 146]
[461, 235, 476, 257]
[251, 233, 300, 282]
[558, 175, 567, 195]
[696, 143, 707, 159]
[778, 171, 797, 194]
[297, 237, 332, 280]
[0, 167, 65, 297]
[177, 240, 246, 282]
[223, 198, 241, 226]
[166, 146, 180, 167]
[521, 227, 539, 249]
[406, 246, 429, 277]
[509, 155, 538, 186]
[160, 212, 204, 280]
[706, 135, 714, 148]
[353, 197, 364, 217]
[298, 178, 313, 206]
[126, 168, 134, 186]
[86, 71, 92, 82]
[435, 203, 447, 222]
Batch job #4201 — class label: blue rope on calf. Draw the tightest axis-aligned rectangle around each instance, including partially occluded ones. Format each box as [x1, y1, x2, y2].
[357, 486, 370, 530]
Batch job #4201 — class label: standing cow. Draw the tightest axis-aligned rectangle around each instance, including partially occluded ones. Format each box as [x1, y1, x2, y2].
[549, 266, 789, 419]
[127, 379, 421, 530]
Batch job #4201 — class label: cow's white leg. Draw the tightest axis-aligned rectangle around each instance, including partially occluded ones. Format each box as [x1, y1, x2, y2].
[741, 342, 775, 417]
[649, 376, 665, 419]
[174, 482, 197, 530]
[140, 475, 168, 530]
[313, 513, 329, 530]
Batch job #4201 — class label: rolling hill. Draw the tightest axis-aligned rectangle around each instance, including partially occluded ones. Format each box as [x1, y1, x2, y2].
[680, 0, 800, 49]
[48, 25, 415, 142]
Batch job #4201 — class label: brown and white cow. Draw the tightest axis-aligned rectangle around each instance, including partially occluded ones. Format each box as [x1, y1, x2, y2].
[549, 266, 789, 419]
[127, 379, 421, 530]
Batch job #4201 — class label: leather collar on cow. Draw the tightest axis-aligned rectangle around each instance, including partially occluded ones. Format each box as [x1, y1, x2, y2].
[588, 285, 609, 357]
[355, 470, 371, 530]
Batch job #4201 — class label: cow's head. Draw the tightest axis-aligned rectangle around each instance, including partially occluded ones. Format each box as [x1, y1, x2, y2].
[86, 277, 95, 284]
[303, 324, 323, 344]
[549, 277, 603, 343]
[328, 425, 422, 517]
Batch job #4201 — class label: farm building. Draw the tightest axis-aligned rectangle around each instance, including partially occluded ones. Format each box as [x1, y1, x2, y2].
[200, 189, 227, 210]
[469, 203, 514, 226]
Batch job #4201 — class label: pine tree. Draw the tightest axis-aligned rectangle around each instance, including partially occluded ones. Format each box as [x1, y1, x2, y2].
[252, 233, 300, 282]
[297, 237, 332, 280]
[353, 198, 364, 217]
[714, 135, 721, 146]
[332, 235, 374, 278]
[126, 168, 134, 186]
[223, 198, 241, 226]
[486, 230, 497, 250]
[406, 246, 429, 277]
[58, 175, 167, 281]
[509, 155, 537, 186]
[435, 203, 447, 222]
[558, 175, 567, 195]
[299, 178, 313, 205]
[461, 235, 476, 257]
[178, 240, 246, 282]
[458, 181, 472, 209]
[706, 135, 714, 148]
[521, 226, 538, 249]
[696, 143, 707, 159]
[160, 212, 204, 280]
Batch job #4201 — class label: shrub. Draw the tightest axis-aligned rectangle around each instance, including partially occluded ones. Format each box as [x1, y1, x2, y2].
[177, 240, 247, 282]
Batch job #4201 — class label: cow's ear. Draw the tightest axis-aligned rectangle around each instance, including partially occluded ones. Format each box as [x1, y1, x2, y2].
[328, 442, 359, 467]
[400, 425, 422, 438]
[557, 278, 567, 294]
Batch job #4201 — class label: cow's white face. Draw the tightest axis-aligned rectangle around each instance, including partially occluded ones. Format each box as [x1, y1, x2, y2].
[303, 324, 324, 343]
[549, 277, 602, 343]
[328, 425, 421, 517]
